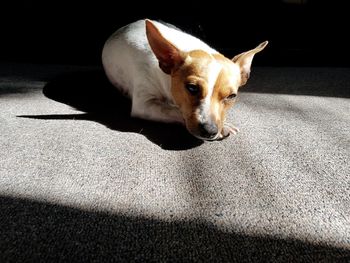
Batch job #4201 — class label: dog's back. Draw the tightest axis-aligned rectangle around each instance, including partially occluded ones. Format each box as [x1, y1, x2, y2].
[102, 19, 217, 98]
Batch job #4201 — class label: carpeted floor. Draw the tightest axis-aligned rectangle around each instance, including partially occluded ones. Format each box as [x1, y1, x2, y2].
[0, 64, 349, 262]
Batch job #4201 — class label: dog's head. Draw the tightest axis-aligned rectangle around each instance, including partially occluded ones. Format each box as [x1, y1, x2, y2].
[146, 19, 268, 140]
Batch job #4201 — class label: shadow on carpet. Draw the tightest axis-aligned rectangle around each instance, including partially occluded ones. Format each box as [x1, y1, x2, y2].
[1, 195, 349, 262]
[23, 70, 203, 150]
[243, 67, 350, 98]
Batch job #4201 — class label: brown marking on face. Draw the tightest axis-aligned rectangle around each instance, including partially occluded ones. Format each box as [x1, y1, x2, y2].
[209, 71, 232, 132]
[210, 54, 241, 133]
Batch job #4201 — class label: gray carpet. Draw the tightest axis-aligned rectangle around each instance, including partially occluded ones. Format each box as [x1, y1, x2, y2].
[0, 64, 349, 262]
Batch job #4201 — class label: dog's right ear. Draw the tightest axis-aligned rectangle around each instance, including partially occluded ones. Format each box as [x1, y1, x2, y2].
[145, 19, 184, 74]
[232, 41, 268, 86]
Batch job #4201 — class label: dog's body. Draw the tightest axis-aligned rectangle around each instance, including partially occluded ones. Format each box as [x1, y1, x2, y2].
[102, 19, 267, 140]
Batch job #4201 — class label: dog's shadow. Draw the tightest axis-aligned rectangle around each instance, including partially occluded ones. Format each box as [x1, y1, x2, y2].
[36, 69, 202, 150]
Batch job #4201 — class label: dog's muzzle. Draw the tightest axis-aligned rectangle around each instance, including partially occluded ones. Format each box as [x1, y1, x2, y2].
[196, 121, 219, 140]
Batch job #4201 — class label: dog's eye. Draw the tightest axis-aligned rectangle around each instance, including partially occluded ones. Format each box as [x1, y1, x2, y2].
[185, 84, 200, 95]
[226, 93, 237, 100]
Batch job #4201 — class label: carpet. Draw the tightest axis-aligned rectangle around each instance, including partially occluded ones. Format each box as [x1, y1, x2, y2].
[1, 64, 349, 262]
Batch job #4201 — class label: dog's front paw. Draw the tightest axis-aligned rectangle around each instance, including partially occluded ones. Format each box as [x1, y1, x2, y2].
[217, 123, 239, 140]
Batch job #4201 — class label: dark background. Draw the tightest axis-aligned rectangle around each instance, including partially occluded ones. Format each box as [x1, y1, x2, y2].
[0, 0, 349, 67]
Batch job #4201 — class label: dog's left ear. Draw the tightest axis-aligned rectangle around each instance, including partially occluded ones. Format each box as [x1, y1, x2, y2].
[145, 19, 185, 74]
[232, 41, 268, 86]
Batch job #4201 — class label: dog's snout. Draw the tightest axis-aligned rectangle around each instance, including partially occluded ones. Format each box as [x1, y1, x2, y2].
[198, 121, 218, 139]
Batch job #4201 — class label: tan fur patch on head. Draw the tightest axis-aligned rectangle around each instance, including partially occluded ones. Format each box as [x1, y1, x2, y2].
[213, 54, 241, 91]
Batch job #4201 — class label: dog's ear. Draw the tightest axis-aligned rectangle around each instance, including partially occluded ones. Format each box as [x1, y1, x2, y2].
[145, 19, 184, 74]
[232, 41, 268, 86]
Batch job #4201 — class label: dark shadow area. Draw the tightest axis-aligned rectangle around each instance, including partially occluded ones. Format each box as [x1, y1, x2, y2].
[0, 84, 42, 96]
[23, 69, 202, 150]
[243, 68, 350, 98]
[1, 1, 350, 67]
[0, 195, 349, 262]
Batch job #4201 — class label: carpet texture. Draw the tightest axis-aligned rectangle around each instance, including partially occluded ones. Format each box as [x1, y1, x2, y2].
[0, 64, 349, 262]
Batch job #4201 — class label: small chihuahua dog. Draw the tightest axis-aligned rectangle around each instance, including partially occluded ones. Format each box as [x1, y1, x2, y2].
[102, 19, 267, 141]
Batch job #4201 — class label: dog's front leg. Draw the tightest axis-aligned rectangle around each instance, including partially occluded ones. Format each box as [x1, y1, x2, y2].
[217, 122, 239, 140]
[131, 95, 184, 124]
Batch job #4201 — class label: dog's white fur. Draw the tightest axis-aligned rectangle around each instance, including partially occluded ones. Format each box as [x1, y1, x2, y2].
[102, 19, 267, 140]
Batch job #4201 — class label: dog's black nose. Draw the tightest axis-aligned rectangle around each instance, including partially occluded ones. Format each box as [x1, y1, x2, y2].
[198, 122, 218, 139]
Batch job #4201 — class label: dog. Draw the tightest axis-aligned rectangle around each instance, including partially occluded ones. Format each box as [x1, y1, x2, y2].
[102, 19, 267, 140]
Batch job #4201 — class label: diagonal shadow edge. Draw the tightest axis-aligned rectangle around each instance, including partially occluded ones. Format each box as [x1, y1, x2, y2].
[1, 195, 349, 262]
